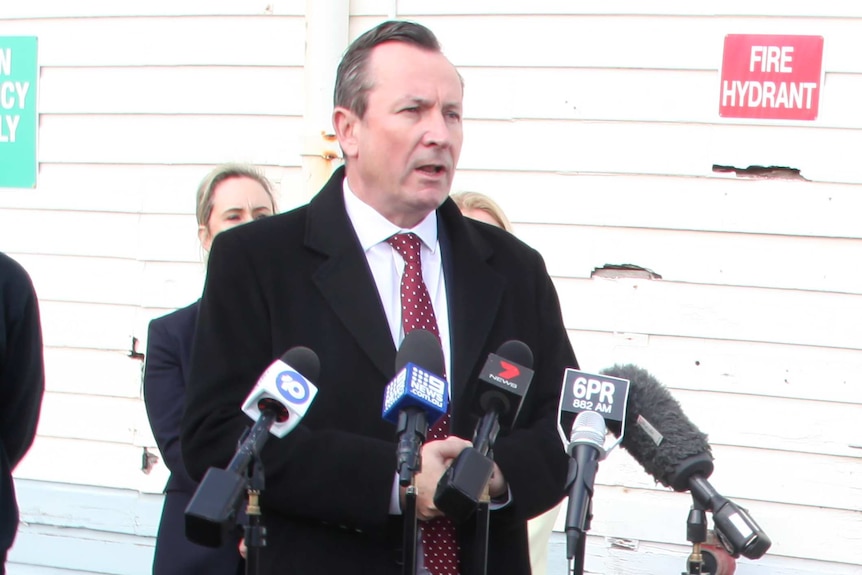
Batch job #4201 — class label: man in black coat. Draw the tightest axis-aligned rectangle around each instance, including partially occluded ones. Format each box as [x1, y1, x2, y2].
[182, 20, 578, 574]
[0, 253, 44, 574]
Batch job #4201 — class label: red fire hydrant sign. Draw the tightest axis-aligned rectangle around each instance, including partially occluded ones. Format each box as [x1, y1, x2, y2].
[719, 34, 824, 121]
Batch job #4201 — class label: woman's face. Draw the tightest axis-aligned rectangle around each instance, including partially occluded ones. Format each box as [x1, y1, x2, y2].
[199, 176, 274, 251]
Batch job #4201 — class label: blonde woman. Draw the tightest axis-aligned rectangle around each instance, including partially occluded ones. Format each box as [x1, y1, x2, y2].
[143, 164, 276, 575]
[451, 191, 513, 232]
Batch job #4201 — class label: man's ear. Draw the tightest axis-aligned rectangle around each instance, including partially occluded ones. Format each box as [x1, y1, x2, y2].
[333, 106, 360, 159]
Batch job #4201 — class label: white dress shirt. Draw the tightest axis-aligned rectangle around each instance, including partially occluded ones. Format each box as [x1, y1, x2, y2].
[343, 180, 452, 574]
[342, 180, 510, 574]
[342, 180, 452, 378]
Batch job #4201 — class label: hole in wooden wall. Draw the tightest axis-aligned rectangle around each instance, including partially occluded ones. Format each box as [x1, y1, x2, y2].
[591, 264, 662, 280]
[712, 164, 806, 180]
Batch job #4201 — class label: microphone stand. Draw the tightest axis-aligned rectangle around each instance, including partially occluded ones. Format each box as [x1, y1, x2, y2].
[402, 484, 419, 575]
[184, 411, 278, 573]
[564, 457, 593, 575]
[244, 455, 266, 575]
[397, 409, 427, 575]
[471, 413, 499, 575]
[473, 462, 491, 575]
[566, 511, 590, 575]
[565, 509, 590, 575]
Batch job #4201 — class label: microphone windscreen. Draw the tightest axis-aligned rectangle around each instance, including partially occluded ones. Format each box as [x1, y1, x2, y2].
[395, 329, 444, 376]
[568, 410, 606, 454]
[383, 329, 448, 426]
[280, 346, 320, 382]
[471, 340, 535, 428]
[497, 339, 534, 369]
[242, 347, 319, 438]
[601, 364, 713, 490]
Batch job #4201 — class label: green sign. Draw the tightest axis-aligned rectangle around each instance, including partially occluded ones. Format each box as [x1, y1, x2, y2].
[0, 37, 37, 188]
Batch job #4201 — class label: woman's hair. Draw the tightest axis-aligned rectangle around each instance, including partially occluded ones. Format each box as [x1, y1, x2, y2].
[195, 163, 276, 228]
[450, 191, 513, 232]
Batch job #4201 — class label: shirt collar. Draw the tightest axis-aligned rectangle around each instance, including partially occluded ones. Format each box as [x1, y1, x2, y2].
[343, 176, 439, 253]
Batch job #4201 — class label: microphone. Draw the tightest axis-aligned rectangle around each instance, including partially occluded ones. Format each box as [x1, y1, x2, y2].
[557, 367, 630, 451]
[556, 368, 629, 573]
[381, 329, 448, 486]
[241, 346, 321, 438]
[434, 340, 535, 522]
[470, 340, 534, 455]
[564, 410, 606, 561]
[601, 364, 771, 560]
[185, 346, 320, 548]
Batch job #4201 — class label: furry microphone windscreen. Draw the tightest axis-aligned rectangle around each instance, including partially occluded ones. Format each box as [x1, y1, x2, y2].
[601, 364, 713, 491]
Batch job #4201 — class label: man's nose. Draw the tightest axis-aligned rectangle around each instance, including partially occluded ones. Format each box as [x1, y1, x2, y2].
[422, 111, 452, 148]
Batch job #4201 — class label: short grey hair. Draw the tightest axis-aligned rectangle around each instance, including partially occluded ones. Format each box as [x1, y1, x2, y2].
[334, 20, 443, 119]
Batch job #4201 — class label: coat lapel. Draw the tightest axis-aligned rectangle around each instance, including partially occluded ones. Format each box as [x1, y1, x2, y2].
[438, 200, 505, 423]
[304, 167, 395, 379]
[303, 171, 505, 411]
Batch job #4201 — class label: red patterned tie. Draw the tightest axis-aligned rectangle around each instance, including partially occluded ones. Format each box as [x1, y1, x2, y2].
[387, 233, 460, 575]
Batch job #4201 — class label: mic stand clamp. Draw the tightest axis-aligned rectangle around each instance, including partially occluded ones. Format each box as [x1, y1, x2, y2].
[682, 498, 709, 575]
[397, 409, 428, 487]
[682, 496, 742, 575]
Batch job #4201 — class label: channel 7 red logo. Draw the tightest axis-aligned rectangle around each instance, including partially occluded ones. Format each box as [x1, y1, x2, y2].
[498, 361, 520, 379]
[481, 354, 533, 394]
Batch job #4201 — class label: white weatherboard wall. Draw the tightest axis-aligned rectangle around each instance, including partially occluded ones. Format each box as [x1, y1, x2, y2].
[1, 2, 310, 573]
[1, 1, 860, 574]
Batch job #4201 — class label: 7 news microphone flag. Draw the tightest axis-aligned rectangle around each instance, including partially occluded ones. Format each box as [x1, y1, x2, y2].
[434, 341, 534, 523]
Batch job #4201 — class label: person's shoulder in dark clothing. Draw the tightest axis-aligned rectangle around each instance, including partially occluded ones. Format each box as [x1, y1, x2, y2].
[0, 251, 45, 468]
[149, 301, 199, 337]
[0, 251, 45, 555]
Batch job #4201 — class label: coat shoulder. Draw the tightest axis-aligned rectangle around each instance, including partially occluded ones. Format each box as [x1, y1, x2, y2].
[149, 301, 199, 336]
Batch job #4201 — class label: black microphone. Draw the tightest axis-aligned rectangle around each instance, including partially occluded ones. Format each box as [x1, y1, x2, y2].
[564, 410, 606, 561]
[185, 347, 320, 548]
[556, 367, 630, 574]
[470, 340, 534, 454]
[434, 340, 535, 522]
[601, 364, 771, 560]
[381, 329, 449, 486]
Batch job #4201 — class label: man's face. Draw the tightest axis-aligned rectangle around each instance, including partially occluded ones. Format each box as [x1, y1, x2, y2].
[337, 41, 463, 228]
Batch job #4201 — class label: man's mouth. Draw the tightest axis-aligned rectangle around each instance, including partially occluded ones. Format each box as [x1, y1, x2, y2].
[416, 164, 446, 175]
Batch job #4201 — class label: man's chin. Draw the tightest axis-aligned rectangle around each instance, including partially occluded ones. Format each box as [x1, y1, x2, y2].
[392, 192, 448, 226]
[416, 188, 451, 210]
